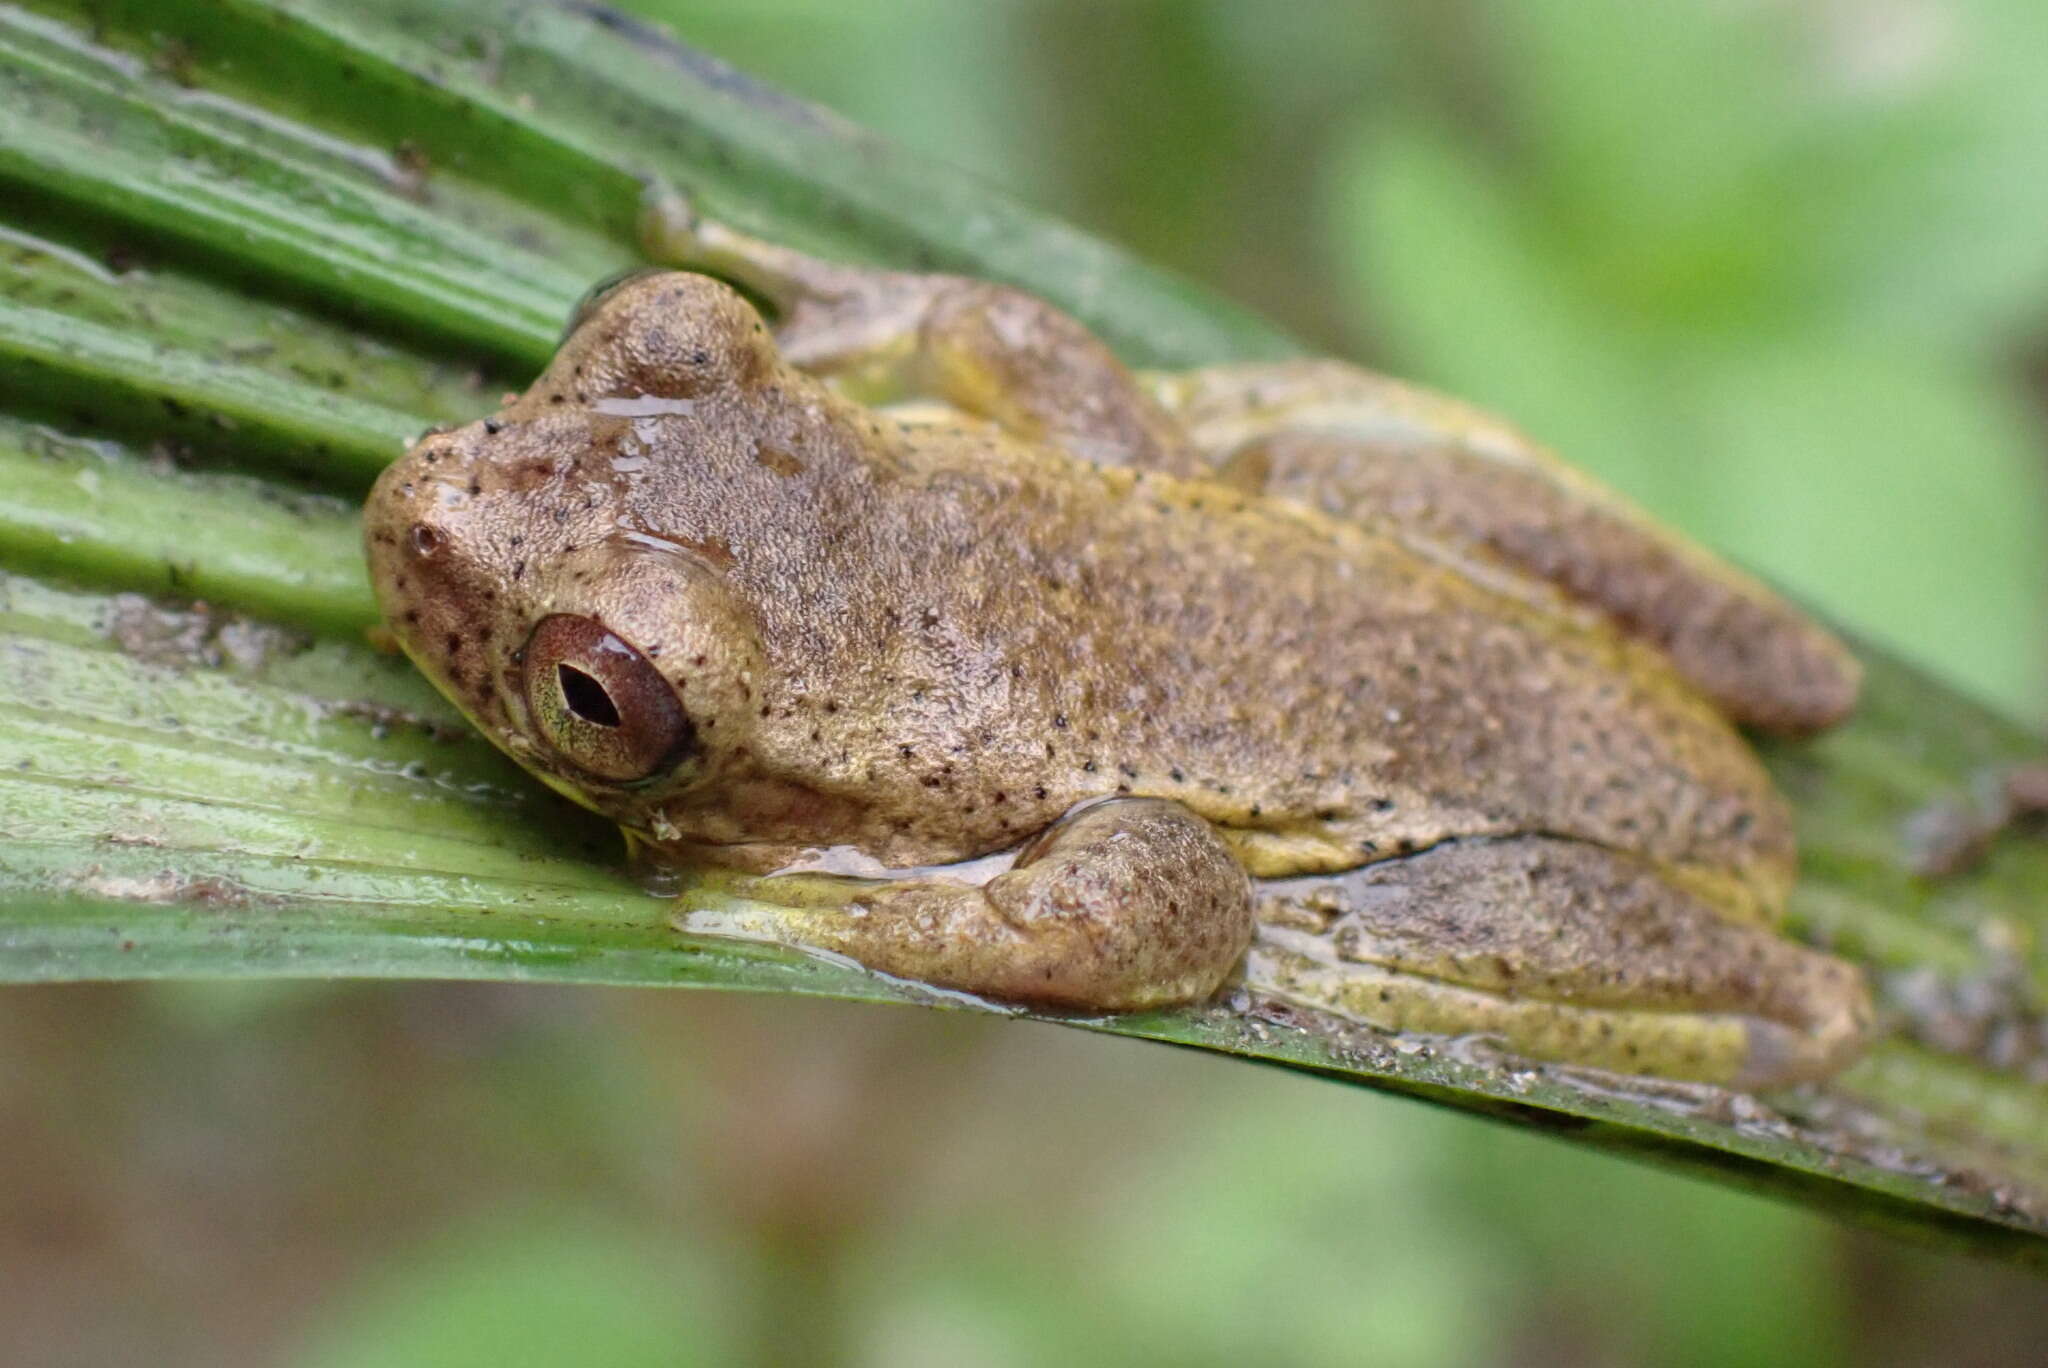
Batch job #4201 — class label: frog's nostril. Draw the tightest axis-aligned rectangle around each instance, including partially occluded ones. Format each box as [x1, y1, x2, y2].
[409, 522, 446, 557]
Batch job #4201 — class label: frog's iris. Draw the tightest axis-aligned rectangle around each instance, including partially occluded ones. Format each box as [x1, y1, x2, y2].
[519, 614, 695, 784]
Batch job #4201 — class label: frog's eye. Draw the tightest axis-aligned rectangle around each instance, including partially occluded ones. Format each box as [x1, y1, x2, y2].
[519, 614, 695, 784]
[563, 268, 667, 342]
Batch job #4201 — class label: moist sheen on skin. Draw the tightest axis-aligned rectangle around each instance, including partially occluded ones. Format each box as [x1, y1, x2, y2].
[362, 257, 1872, 1087]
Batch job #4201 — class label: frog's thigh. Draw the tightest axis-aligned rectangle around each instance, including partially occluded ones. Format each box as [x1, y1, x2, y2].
[641, 186, 1200, 475]
[1251, 836, 1874, 1087]
[893, 283, 1205, 476]
[1148, 360, 1860, 736]
[757, 798, 1253, 1011]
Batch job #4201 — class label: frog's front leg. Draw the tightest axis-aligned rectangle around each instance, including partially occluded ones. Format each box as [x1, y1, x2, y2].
[639, 187, 1204, 477]
[1251, 836, 1874, 1087]
[686, 798, 1254, 1011]
[1147, 362, 1862, 736]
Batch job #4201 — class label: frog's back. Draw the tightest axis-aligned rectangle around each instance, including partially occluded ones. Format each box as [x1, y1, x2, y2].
[684, 403, 1791, 907]
[1004, 439, 1774, 884]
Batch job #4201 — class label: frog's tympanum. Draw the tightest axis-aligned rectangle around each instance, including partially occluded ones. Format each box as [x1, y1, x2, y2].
[365, 199, 1874, 1087]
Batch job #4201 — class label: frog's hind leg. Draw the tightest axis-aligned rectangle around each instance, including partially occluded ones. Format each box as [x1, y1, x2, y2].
[1250, 835, 1873, 1087]
[639, 185, 1204, 476]
[685, 798, 1254, 1011]
[1148, 361, 1861, 736]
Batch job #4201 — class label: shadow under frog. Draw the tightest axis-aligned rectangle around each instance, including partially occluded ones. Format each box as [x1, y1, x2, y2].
[363, 198, 1873, 1089]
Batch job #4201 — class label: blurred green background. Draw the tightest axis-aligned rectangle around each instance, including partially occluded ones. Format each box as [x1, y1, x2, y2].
[9, 1, 2048, 1363]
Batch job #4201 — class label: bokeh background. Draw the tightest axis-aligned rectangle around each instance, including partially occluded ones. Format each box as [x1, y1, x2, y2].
[7, 1, 2048, 1363]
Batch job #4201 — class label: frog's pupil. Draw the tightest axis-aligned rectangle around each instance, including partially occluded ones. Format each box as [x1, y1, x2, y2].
[558, 664, 622, 728]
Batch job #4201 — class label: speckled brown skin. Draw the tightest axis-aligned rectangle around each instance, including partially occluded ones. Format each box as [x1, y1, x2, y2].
[643, 192, 1862, 738]
[636, 193, 1205, 480]
[1148, 363, 1863, 736]
[364, 242, 1872, 1081]
[1254, 838, 1873, 1085]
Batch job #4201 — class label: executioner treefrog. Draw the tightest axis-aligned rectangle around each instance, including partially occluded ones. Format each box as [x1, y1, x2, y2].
[364, 196, 1873, 1087]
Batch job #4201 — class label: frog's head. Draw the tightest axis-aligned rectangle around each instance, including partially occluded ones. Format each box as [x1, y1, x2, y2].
[363, 271, 788, 830]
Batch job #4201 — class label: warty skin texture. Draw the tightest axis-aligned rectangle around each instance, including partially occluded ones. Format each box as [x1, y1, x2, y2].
[365, 267, 1871, 1083]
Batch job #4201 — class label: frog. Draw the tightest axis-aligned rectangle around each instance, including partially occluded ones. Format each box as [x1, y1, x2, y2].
[362, 193, 1874, 1088]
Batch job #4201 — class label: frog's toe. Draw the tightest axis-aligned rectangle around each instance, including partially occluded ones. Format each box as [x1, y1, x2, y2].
[635, 177, 704, 259]
[1734, 959, 1877, 1089]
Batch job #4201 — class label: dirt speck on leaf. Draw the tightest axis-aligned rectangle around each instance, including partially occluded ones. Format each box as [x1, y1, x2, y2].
[67, 866, 252, 907]
[104, 594, 305, 671]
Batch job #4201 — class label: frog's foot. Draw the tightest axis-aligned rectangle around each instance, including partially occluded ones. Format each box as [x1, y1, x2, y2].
[638, 181, 871, 317]
[1249, 836, 1874, 1088]
[638, 184, 1199, 474]
[687, 798, 1254, 1011]
[1147, 361, 1861, 736]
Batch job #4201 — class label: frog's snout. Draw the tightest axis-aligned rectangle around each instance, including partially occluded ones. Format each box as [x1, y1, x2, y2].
[366, 424, 507, 566]
[363, 436, 515, 711]
[365, 443, 456, 606]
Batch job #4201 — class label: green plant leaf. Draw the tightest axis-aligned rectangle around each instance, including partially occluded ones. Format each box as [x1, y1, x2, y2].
[3, 0, 2047, 1266]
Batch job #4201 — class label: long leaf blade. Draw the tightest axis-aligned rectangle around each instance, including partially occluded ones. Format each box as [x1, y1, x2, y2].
[1, 0, 2046, 1265]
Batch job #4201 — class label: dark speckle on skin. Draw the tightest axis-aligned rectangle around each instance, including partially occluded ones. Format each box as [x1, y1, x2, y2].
[359, 259, 1867, 1082]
